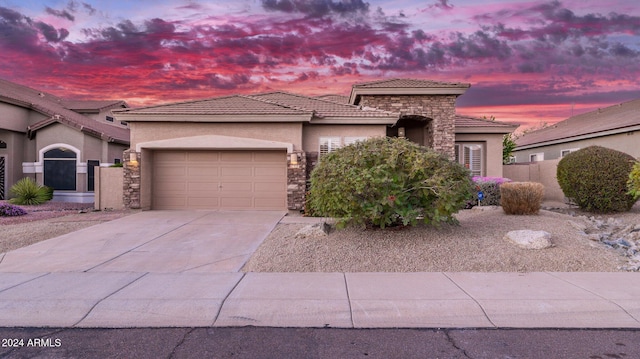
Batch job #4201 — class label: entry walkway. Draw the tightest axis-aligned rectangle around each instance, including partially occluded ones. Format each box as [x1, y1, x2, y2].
[0, 211, 639, 328]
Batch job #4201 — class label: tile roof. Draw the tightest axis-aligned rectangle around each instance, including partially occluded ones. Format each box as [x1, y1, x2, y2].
[0, 78, 129, 144]
[516, 99, 640, 147]
[314, 94, 350, 104]
[250, 92, 398, 118]
[61, 100, 127, 112]
[455, 115, 517, 128]
[114, 95, 310, 116]
[352, 78, 470, 89]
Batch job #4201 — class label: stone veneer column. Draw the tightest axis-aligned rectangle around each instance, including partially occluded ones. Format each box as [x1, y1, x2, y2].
[287, 151, 307, 211]
[122, 149, 141, 209]
[358, 94, 457, 160]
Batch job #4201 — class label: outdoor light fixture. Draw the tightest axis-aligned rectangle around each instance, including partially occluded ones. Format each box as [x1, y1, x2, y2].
[129, 152, 138, 165]
[290, 153, 299, 165]
[398, 127, 406, 138]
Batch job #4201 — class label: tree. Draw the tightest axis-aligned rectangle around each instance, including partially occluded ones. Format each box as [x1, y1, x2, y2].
[503, 133, 517, 164]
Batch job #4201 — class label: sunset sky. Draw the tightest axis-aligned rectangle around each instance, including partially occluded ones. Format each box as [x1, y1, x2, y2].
[1, 0, 639, 130]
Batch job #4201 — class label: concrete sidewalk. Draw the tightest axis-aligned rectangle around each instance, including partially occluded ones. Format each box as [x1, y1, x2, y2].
[0, 271, 639, 328]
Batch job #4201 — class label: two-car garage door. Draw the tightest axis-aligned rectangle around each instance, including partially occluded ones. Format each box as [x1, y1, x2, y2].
[152, 150, 287, 210]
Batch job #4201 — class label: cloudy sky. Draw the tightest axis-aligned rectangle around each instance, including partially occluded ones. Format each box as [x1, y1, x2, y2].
[1, 0, 639, 129]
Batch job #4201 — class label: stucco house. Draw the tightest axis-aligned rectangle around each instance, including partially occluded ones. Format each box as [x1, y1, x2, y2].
[513, 98, 640, 162]
[0, 78, 129, 202]
[113, 78, 516, 211]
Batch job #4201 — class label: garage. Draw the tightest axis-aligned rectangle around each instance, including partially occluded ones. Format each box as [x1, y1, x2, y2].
[152, 150, 287, 210]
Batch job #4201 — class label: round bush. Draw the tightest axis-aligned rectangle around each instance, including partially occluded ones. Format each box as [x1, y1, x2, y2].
[557, 146, 637, 213]
[307, 137, 473, 228]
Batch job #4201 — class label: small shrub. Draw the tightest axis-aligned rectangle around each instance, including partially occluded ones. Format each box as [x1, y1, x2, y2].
[308, 137, 474, 228]
[500, 182, 545, 215]
[469, 176, 512, 207]
[0, 203, 27, 217]
[557, 146, 637, 213]
[628, 161, 640, 201]
[110, 162, 123, 168]
[8, 177, 53, 205]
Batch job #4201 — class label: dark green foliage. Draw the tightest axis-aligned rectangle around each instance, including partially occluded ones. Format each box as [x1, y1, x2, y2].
[470, 177, 511, 207]
[8, 177, 53, 205]
[307, 137, 474, 228]
[110, 162, 123, 167]
[557, 146, 637, 213]
[628, 161, 640, 201]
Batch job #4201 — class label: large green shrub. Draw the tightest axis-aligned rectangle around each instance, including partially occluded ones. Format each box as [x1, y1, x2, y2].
[307, 137, 473, 228]
[557, 146, 637, 213]
[628, 161, 640, 201]
[8, 177, 53, 205]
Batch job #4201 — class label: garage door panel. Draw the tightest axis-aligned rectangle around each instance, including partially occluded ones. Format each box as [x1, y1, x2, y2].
[187, 151, 220, 162]
[153, 150, 286, 210]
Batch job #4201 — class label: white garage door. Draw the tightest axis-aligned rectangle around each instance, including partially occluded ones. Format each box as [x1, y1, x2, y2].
[152, 150, 287, 210]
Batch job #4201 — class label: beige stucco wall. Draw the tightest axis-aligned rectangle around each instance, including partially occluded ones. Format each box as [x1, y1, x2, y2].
[503, 159, 564, 202]
[514, 131, 640, 162]
[94, 166, 124, 210]
[302, 124, 387, 152]
[455, 133, 505, 178]
[130, 122, 303, 150]
[0, 102, 33, 132]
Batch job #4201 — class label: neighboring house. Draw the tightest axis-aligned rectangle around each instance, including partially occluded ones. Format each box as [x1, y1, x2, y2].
[513, 98, 640, 162]
[113, 78, 516, 211]
[0, 78, 129, 202]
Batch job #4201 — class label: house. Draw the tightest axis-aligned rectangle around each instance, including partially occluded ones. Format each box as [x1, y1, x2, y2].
[513, 98, 640, 162]
[112, 78, 516, 211]
[0, 78, 130, 202]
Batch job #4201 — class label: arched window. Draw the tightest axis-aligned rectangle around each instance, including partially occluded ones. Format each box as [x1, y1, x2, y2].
[44, 147, 77, 190]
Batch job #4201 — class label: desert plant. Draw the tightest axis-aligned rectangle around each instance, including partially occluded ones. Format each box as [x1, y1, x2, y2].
[557, 146, 637, 213]
[8, 177, 53, 205]
[0, 203, 27, 217]
[469, 176, 512, 207]
[500, 182, 545, 215]
[628, 161, 640, 201]
[110, 162, 123, 167]
[307, 137, 474, 228]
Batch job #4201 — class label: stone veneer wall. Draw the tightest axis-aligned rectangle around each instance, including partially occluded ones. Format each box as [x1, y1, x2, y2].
[122, 149, 141, 209]
[357, 94, 457, 159]
[287, 150, 307, 211]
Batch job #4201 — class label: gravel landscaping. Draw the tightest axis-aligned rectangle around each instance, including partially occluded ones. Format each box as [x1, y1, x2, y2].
[242, 203, 640, 273]
[0, 201, 136, 253]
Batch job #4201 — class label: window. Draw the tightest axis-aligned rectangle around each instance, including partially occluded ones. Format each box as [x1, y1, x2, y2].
[560, 148, 579, 157]
[87, 160, 100, 192]
[106, 116, 114, 122]
[120, 121, 128, 126]
[319, 136, 368, 157]
[44, 147, 77, 190]
[0, 140, 6, 149]
[530, 153, 544, 162]
[455, 143, 483, 177]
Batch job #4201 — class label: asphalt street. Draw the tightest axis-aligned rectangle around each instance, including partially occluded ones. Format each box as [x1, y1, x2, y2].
[1, 327, 639, 359]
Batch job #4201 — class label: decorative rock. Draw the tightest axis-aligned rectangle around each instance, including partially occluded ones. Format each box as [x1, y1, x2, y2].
[294, 223, 330, 239]
[568, 220, 587, 232]
[505, 230, 553, 250]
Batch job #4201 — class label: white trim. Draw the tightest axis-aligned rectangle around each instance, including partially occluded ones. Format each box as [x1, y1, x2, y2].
[560, 148, 580, 157]
[136, 135, 294, 153]
[530, 152, 544, 162]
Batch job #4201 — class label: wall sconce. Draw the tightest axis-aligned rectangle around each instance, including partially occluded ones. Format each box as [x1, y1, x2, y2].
[398, 127, 406, 138]
[129, 152, 139, 165]
[290, 153, 299, 165]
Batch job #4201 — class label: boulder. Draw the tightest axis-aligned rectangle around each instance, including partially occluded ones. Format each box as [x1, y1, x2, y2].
[505, 230, 553, 250]
[294, 222, 330, 239]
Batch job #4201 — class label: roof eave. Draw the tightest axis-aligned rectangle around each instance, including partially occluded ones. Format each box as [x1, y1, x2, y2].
[309, 117, 399, 125]
[515, 124, 640, 151]
[112, 113, 313, 123]
[349, 87, 469, 105]
[455, 125, 518, 134]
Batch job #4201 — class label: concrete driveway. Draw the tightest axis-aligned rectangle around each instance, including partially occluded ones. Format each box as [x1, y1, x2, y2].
[0, 210, 285, 273]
